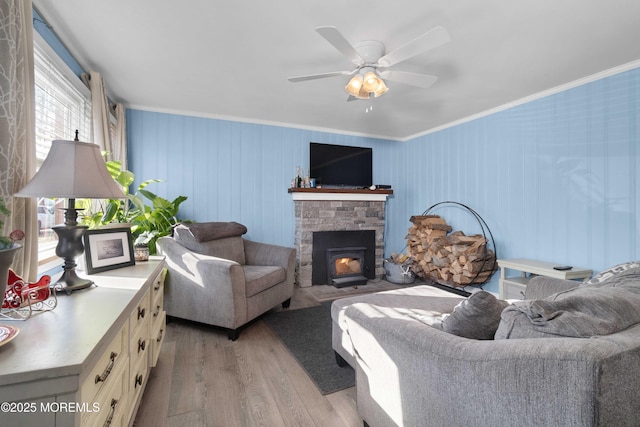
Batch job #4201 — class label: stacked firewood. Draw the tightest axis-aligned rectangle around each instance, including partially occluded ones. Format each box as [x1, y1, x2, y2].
[406, 215, 497, 287]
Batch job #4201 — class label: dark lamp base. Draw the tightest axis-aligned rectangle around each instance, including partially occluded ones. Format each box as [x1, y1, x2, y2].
[52, 222, 94, 295]
[55, 269, 94, 295]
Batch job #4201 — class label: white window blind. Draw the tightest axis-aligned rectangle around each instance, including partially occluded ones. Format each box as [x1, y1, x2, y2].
[33, 32, 92, 272]
[33, 32, 91, 165]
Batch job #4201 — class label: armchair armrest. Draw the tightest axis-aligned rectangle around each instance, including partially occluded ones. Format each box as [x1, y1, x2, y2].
[525, 276, 580, 299]
[243, 239, 296, 285]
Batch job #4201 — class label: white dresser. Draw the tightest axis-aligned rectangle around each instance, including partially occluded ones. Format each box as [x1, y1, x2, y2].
[0, 258, 166, 427]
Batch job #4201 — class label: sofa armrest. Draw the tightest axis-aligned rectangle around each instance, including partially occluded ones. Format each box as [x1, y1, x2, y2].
[243, 239, 296, 285]
[344, 302, 640, 427]
[157, 236, 248, 328]
[525, 276, 580, 299]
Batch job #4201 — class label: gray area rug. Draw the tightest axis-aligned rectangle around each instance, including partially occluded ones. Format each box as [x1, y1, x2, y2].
[263, 301, 354, 395]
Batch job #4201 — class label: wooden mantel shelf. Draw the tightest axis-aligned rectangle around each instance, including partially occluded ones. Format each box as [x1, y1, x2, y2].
[288, 187, 393, 201]
[288, 187, 393, 194]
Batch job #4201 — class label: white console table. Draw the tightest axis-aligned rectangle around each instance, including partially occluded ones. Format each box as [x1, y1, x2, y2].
[498, 258, 592, 299]
[0, 258, 166, 427]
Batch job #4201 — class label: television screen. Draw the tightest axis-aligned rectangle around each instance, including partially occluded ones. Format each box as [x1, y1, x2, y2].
[310, 142, 372, 188]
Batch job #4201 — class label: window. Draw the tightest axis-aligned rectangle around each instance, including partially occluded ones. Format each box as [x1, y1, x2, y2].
[33, 32, 92, 273]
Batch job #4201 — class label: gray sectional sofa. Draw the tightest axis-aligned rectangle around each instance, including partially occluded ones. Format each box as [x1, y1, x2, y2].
[332, 264, 640, 427]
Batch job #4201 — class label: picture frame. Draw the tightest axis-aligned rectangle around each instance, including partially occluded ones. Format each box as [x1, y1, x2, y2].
[83, 227, 135, 274]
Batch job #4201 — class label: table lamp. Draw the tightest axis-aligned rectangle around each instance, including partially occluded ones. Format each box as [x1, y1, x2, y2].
[15, 133, 125, 293]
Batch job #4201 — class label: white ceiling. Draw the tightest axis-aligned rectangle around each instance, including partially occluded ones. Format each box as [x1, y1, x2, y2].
[33, 1, 640, 141]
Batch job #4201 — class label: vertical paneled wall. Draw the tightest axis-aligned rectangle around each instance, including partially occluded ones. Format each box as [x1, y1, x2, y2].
[126, 111, 391, 249]
[386, 67, 639, 293]
[128, 67, 639, 295]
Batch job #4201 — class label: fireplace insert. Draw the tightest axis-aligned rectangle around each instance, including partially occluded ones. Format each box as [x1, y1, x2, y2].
[312, 230, 375, 287]
[326, 246, 368, 287]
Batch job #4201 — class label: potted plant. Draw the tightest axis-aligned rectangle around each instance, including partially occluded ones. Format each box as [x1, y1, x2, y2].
[0, 198, 25, 300]
[133, 231, 155, 261]
[80, 158, 188, 255]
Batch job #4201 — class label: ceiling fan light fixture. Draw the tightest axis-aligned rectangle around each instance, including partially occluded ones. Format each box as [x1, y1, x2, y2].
[355, 85, 371, 100]
[362, 70, 381, 92]
[345, 74, 364, 97]
[373, 79, 389, 97]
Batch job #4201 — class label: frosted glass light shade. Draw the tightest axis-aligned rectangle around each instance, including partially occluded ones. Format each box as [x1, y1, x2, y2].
[345, 74, 364, 97]
[373, 79, 389, 97]
[362, 71, 381, 92]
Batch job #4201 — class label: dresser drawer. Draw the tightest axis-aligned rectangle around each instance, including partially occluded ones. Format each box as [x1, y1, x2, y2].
[127, 352, 148, 420]
[130, 288, 151, 339]
[80, 322, 128, 405]
[82, 354, 129, 427]
[150, 289, 163, 323]
[150, 311, 166, 368]
[130, 328, 149, 371]
[150, 268, 165, 303]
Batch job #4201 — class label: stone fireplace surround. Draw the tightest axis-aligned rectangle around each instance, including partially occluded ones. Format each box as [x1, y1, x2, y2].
[290, 188, 392, 287]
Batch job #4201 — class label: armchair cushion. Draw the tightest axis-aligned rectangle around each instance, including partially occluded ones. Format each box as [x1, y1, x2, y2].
[243, 265, 286, 297]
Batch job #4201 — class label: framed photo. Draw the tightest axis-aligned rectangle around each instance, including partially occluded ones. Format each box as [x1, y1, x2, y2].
[83, 228, 135, 274]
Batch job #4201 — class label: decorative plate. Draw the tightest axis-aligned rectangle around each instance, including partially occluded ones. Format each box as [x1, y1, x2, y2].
[0, 325, 19, 347]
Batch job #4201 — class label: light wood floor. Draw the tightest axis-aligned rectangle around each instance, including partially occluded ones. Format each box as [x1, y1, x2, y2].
[133, 286, 362, 427]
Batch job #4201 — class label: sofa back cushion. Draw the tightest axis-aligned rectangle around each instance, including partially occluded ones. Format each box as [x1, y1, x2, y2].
[496, 267, 640, 339]
[174, 224, 246, 265]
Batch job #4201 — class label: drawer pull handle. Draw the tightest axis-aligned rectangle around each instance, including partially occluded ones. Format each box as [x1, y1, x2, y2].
[154, 282, 161, 291]
[153, 305, 161, 317]
[95, 352, 118, 384]
[137, 306, 146, 319]
[138, 338, 146, 353]
[103, 399, 118, 427]
[157, 328, 164, 343]
[135, 373, 144, 388]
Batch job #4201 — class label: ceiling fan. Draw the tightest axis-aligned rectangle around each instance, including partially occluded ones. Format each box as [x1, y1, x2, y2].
[288, 26, 451, 100]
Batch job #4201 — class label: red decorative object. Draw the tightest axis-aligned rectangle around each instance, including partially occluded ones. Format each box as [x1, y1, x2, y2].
[9, 230, 25, 242]
[2, 269, 50, 309]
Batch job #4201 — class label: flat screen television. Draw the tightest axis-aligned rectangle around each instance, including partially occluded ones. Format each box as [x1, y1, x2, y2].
[310, 142, 372, 188]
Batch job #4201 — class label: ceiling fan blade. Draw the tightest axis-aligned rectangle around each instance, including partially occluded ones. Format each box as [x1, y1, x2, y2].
[382, 70, 438, 89]
[377, 26, 451, 67]
[288, 70, 352, 83]
[316, 26, 363, 65]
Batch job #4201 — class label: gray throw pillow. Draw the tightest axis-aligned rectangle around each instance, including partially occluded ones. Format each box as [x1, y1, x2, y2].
[586, 260, 640, 284]
[433, 291, 509, 340]
[175, 221, 247, 242]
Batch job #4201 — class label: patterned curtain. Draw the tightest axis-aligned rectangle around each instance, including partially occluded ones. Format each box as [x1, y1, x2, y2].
[0, 0, 37, 280]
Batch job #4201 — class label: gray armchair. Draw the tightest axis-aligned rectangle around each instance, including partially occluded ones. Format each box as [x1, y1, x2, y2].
[157, 222, 295, 340]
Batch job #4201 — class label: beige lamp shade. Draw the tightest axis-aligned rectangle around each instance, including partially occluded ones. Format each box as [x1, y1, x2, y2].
[15, 140, 125, 199]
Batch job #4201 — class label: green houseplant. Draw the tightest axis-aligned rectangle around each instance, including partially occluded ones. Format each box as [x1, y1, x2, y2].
[80, 159, 188, 255]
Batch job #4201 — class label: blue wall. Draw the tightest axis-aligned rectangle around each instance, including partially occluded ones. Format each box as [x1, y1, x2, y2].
[127, 112, 392, 247]
[128, 67, 640, 294]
